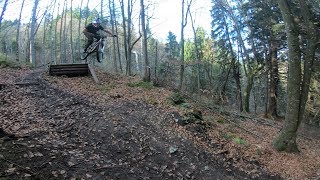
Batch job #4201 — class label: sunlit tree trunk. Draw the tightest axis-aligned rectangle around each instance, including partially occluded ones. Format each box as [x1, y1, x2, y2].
[30, 0, 40, 65]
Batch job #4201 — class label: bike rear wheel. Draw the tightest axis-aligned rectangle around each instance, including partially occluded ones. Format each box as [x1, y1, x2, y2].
[96, 42, 104, 63]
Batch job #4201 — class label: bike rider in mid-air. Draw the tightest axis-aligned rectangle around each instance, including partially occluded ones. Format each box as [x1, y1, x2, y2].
[83, 18, 117, 53]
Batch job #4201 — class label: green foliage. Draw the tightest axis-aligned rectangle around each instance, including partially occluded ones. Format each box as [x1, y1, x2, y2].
[165, 31, 180, 59]
[222, 133, 247, 145]
[168, 92, 185, 105]
[127, 81, 154, 89]
[233, 137, 247, 145]
[180, 102, 191, 109]
[0, 54, 20, 68]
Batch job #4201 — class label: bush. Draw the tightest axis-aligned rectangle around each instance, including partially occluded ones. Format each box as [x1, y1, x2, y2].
[0, 53, 26, 68]
[168, 92, 185, 105]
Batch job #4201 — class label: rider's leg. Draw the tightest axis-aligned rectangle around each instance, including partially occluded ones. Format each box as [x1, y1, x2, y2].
[83, 32, 94, 52]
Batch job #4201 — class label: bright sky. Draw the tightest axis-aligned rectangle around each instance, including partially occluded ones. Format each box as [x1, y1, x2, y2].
[1, 0, 212, 41]
[150, 0, 212, 41]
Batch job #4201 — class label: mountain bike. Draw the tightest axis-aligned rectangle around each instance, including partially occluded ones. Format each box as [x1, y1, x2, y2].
[81, 36, 106, 63]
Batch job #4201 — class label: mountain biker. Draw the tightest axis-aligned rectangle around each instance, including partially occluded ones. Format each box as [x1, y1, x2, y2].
[83, 18, 117, 53]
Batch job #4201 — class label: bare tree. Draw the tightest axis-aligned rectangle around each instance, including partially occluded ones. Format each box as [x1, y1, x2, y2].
[179, 0, 192, 91]
[119, 0, 141, 75]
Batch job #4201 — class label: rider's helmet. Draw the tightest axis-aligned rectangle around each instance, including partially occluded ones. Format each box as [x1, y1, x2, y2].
[92, 18, 101, 25]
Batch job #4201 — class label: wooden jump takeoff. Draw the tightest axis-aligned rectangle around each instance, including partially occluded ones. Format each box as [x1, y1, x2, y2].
[49, 64, 100, 84]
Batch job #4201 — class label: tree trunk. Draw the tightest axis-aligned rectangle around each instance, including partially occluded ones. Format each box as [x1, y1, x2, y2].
[140, 0, 150, 82]
[266, 38, 279, 118]
[120, 0, 128, 74]
[49, 0, 57, 64]
[30, 0, 40, 65]
[15, 0, 26, 62]
[54, 2, 61, 64]
[42, 10, 48, 66]
[70, 0, 74, 63]
[273, 0, 304, 152]
[179, 0, 192, 91]
[78, 0, 84, 56]
[109, 0, 118, 73]
[0, 0, 8, 31]
[63, 0, 67, 63]
[189, 11, 201, 92]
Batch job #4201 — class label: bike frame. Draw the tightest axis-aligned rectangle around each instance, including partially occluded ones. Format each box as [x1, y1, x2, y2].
[81, 37, 105, 62]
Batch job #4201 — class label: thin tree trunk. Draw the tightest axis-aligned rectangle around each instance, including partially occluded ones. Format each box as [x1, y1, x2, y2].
[0, 0, 8, 31]
[109, 0, 118, 73]
[15, 0, 26, 62]
[63, 0, 67, 63]
[70, 0, 74, 63]
[127, 0, 133, 75]
[54, 3, 61, 64]
[78, 0, 84, 55]
[115, 19, 122, 72]
[59, 1, 66, 64]
[42, 10, 48, 66]
[179, 0, 192, 91]
[120, 0, 128, 74]
[189, 11, 201, 92]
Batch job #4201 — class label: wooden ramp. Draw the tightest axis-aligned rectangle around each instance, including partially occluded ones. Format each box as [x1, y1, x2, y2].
[49, 64, 89, 77]
[49, 63, 100, 84]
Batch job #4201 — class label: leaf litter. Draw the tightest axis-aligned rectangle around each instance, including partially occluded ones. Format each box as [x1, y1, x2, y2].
[0, 67, 318, 179]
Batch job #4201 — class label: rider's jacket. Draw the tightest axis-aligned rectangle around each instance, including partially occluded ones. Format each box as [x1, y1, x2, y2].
[85, 23, 104, 34]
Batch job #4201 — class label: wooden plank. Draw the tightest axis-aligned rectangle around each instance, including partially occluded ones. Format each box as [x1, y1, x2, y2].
[49, 64, 89, 76]
[88, 65, 100, 84]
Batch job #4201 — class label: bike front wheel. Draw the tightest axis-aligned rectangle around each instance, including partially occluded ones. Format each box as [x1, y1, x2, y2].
[81, 52, 90, 60]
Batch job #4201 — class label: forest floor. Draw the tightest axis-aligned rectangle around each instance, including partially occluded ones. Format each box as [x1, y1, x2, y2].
[0, 66, 319, 180]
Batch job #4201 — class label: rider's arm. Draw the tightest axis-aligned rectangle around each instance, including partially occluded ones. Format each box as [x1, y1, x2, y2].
[103, 29, 117, 37]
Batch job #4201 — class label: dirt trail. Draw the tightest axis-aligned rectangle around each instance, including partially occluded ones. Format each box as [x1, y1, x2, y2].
[0, 70, 280, 179]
